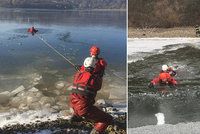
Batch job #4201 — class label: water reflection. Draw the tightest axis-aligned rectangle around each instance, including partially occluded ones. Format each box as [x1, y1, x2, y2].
[0, 9, 126, 101]
[0, 8, 126, 28]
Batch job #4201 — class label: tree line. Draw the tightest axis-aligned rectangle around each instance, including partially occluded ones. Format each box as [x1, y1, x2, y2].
[129, 0, 200, 28]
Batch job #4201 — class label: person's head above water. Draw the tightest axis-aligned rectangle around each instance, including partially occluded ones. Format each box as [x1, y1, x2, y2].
[162, 64, 168, 72]
[90, 45, 100, 57]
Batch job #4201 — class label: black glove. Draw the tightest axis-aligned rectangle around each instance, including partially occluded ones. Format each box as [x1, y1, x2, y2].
[148, 83, 154, 89]
[170, 71, 177, 77]
[74, 65, 81, 71]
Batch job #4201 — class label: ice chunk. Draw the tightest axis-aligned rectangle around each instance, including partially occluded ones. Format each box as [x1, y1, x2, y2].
[27, 96, 40, 104]
[155, 113, 165, 125]
[39, 97, 55, 106]
[55, 81, 66, 90]
[0, 92, 10, 104]
[28, 87, 39, 92]
[96, 99, 106, 105]
[10, 85, 25, 96]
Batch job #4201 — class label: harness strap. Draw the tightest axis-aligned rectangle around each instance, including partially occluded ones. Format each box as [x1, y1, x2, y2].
[72, 70, 97, 97]
[74, 71, 94, 88]
[71, 86, 96, 97]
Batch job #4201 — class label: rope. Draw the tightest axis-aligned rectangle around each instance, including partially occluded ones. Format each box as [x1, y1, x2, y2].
[35, 34, 79, 71]
[107, 69, 126, 81]
[34, 33, 125, 80]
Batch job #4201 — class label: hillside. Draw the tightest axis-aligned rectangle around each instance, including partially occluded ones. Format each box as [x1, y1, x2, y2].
[129, 0, 200, 28]
[0, 0, 126, 10]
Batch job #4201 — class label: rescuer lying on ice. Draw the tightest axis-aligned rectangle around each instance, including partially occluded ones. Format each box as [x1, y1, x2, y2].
[148, 64, 177, 89]
[69, 57, 113, 134]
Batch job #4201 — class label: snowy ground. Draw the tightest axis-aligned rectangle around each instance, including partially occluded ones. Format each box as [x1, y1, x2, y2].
[0, 101, 126, 133]
[0, 109, 68, 128]
[0, 102, 126, 127]
[128, 38, 200, 62]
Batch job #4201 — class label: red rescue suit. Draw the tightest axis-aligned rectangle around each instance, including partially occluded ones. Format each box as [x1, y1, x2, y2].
[151, 72, 177, 86]
[69, 68, 113, 133]
[80, 57, 107, 89]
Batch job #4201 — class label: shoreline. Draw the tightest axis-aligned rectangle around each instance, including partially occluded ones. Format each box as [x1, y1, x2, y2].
[0, 7, 126, 12]
[0, 117, 125, 134]
[0, 103, 126, 133]
[128, 27, 198, 38]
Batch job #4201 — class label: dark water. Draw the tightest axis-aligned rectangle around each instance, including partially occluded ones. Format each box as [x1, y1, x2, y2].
[128, 43, 200, 128]
[0, 8, 126, 93]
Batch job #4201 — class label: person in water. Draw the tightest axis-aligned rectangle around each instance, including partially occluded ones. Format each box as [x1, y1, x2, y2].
[27, 26, 38, 35]
[69, 57, 113, 134]
[148, 65, 177, 89]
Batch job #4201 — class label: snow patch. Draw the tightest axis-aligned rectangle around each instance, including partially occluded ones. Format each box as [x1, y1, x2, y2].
[0, 101, 126, 128]
[128, 38, 200, 62]
[0, 109, 67, 128]
[155, 113, 165, 125]
[128, 38, 200, 54]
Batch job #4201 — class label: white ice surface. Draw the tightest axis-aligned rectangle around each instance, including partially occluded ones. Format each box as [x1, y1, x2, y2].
[0, 109, 69, 128]
[128, 38, 200, 53]
[155, 113, 165, 125]
[128, 38, 200, 63]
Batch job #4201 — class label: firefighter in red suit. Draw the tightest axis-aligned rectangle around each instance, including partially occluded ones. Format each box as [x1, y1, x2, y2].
[148, 65, 177, 89]
[69, 57, 113, 134]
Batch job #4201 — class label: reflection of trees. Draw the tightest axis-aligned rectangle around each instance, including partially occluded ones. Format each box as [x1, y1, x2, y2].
[129, 0, 200, 28]
[0, 9, 125, 28]
[0, 0, 125, 9]
[183, 0, 200, 26]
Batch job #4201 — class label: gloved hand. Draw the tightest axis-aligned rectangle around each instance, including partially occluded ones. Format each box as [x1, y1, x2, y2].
[148, 83, 154, 89]
[169, 70, 177, 77]
[75, 65, 81, 71]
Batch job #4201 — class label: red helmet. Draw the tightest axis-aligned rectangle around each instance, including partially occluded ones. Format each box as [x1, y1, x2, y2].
[90, 45, 100, 56]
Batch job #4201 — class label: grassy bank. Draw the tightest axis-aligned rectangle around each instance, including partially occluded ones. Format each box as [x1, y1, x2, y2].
[128, 27, 198, 38]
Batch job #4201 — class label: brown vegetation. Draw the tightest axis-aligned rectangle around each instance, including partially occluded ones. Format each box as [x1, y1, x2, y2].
[129, 0, 200, 28]
[128, 27, 196, 38]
